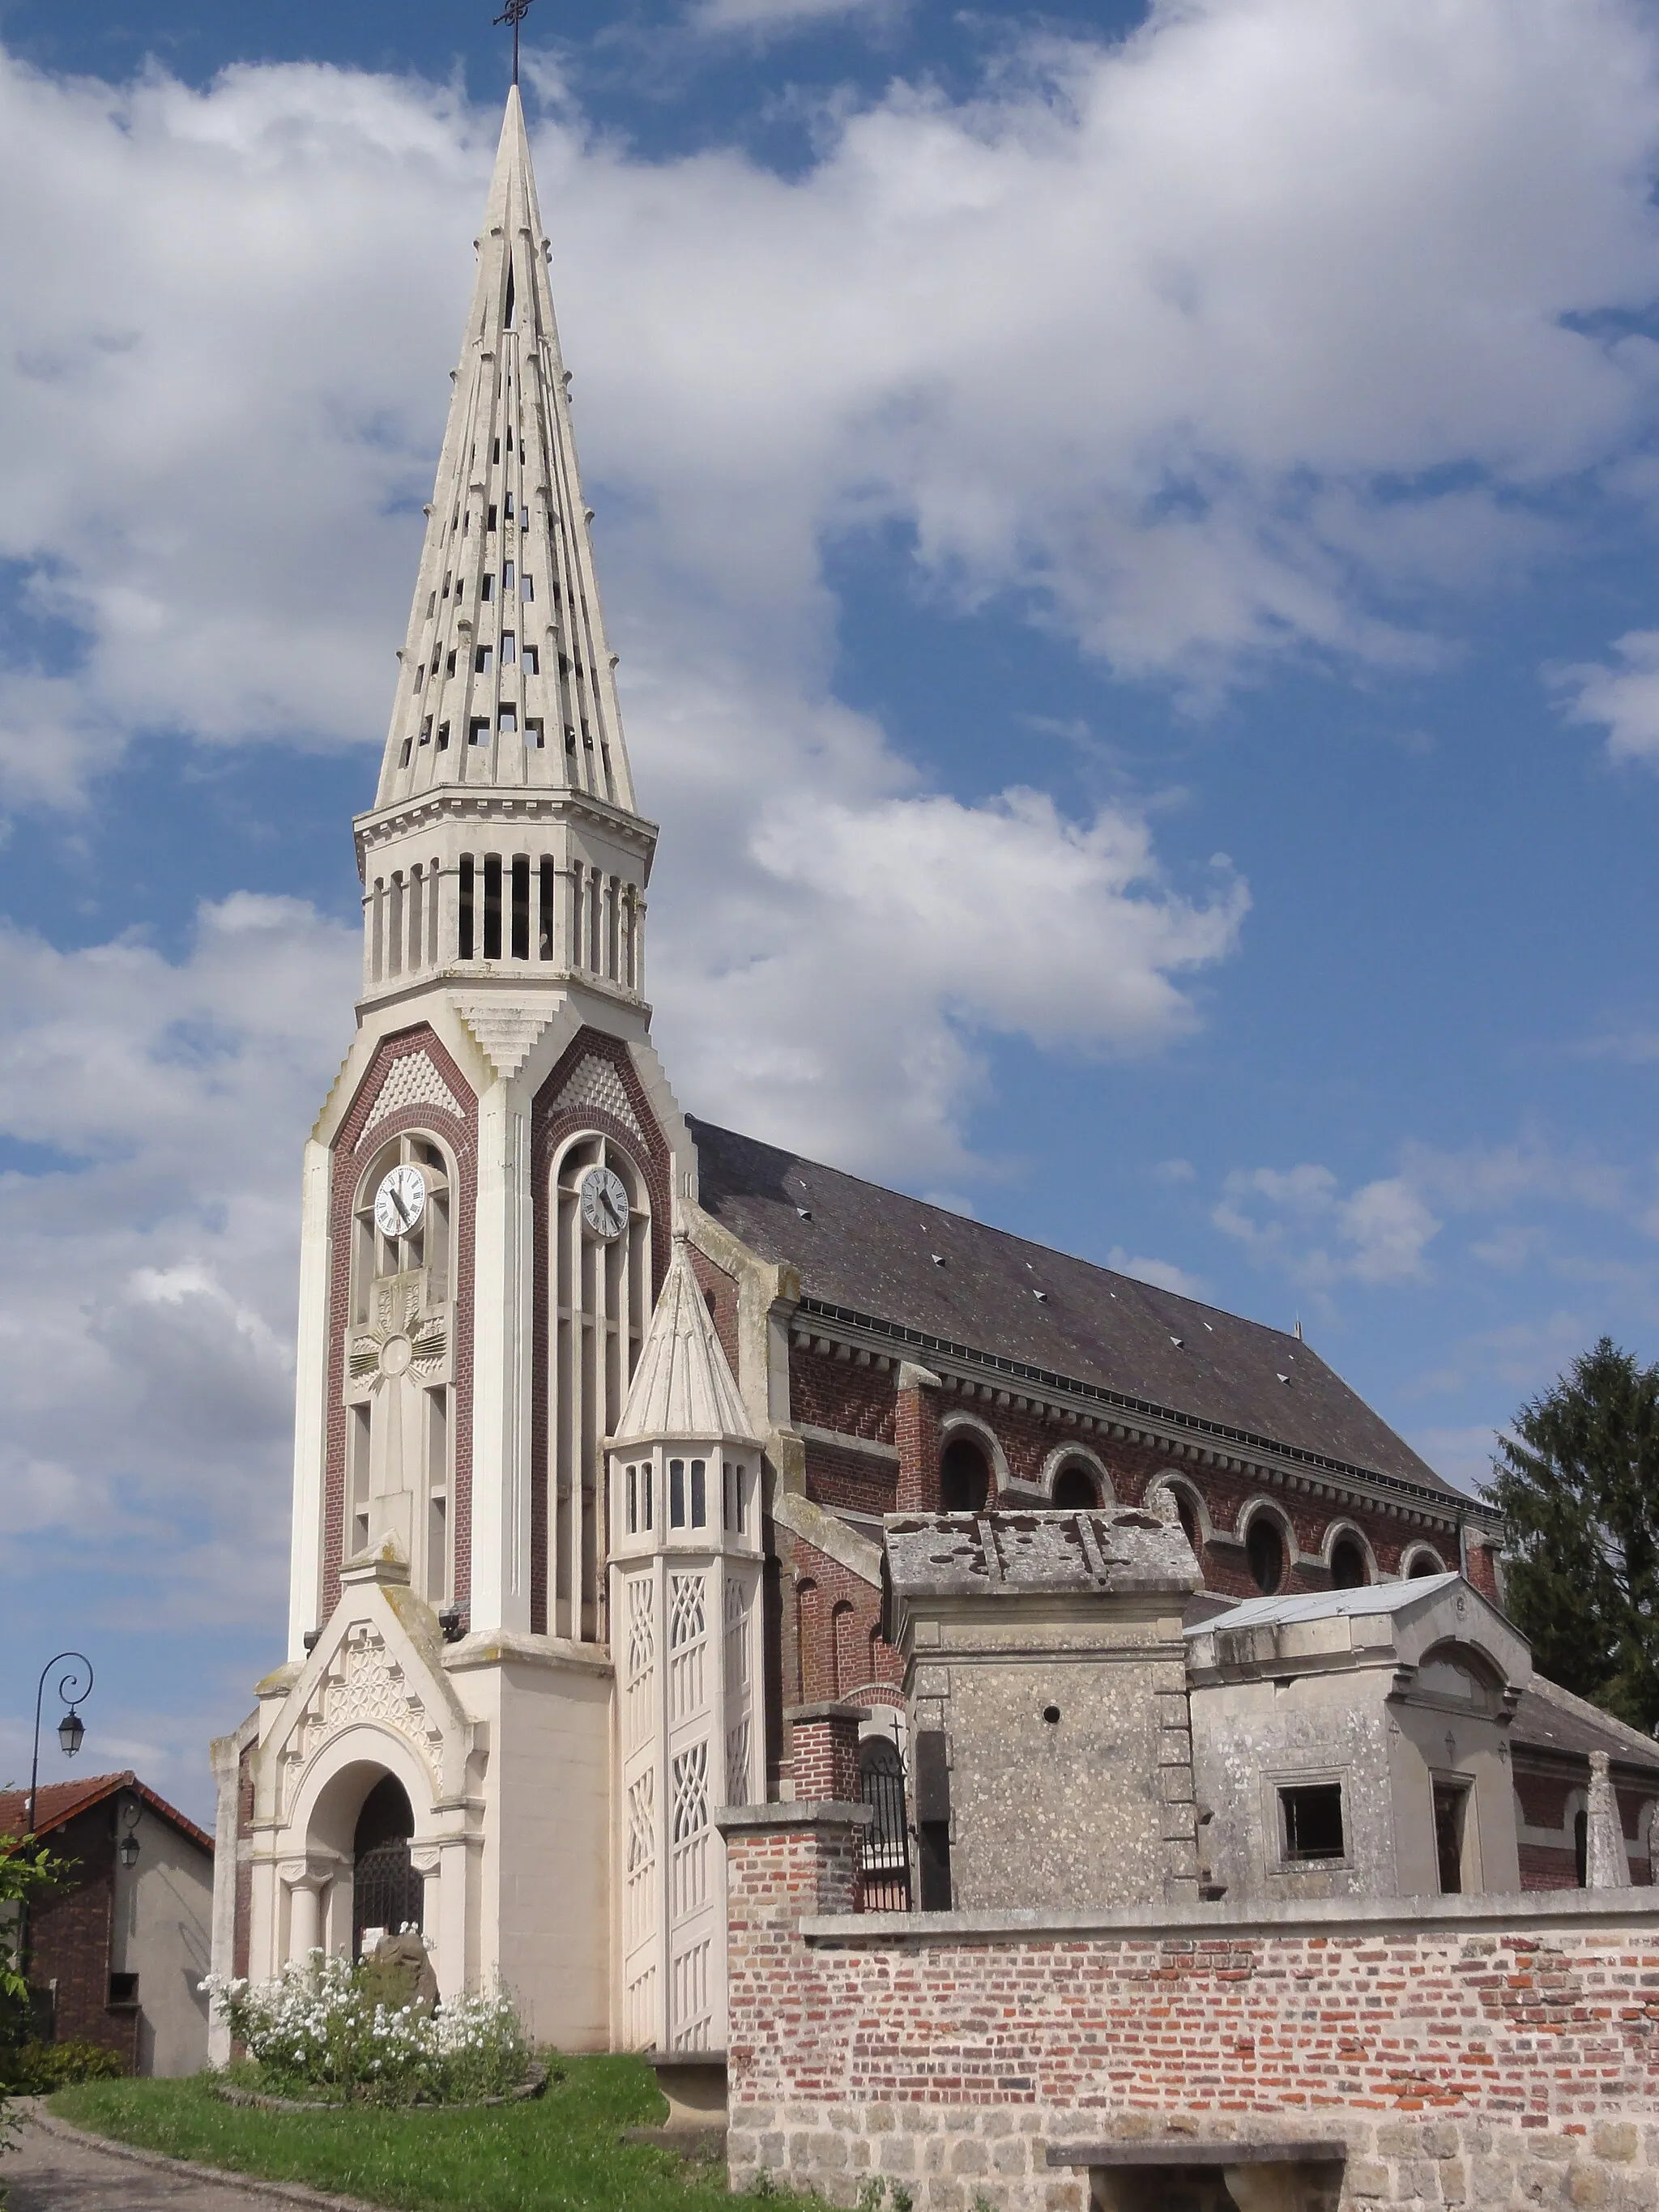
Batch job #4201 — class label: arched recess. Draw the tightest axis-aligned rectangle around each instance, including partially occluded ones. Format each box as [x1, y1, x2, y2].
[1040, 1444, 1115, 1509]
[281, 1728, 441, 1967]
[1324, 1522, 1375, 1590]
[352, 1774, 424, 1958]
[1146, 1475, 1209, 1558]
[1565, 1788, 1589, 1887]
[1402, 1542, 1449, 1579]
[795, 1578, 823, 1703]
[830, 1600, 858, 1699]
[548, 1127, 652, 1641]
[939, 1411, 1007, 1510]
[344, 1129, 458, 1604]
[1238, 1498, 1294, 1596]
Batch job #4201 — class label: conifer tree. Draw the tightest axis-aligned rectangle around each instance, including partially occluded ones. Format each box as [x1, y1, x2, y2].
[1488, 1336, 1659, 1737]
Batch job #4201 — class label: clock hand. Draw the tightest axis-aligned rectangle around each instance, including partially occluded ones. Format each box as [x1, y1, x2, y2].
[604, 1191, 625, 1230]
[390, 1183, 411, 1225]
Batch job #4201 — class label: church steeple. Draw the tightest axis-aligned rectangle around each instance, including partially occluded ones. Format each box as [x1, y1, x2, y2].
[375, 87, 633, 812]
[354, 87, 655, 1010]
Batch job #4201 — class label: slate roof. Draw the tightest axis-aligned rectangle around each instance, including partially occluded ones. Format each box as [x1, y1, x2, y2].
[1510, 1676, 1659, 1778]
[691, 1119, 1469, 1507]
[0, 1771, 213, 1856]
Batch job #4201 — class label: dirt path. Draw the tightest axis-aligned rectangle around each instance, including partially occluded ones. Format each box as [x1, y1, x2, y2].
[3, 2108, 375, 2212]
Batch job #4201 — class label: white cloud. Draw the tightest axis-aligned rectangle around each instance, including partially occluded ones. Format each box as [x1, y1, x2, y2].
[688, 0, 900, 32]
[1214, 1162, 1440, 1288]
[1106, 1245, 1207, 1298]
[0, 896, 358, 1600]
[1553, 630, 1659, 764]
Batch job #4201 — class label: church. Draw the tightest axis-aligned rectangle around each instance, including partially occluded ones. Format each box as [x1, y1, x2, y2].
[211, 84, 1584, 2064]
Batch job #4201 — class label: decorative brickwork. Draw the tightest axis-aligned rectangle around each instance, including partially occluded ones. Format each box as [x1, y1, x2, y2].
[723, 1811, 1659, 2212]
[787, 1530, 902, 1711]
[790, 1345, 896, 1446]
[323, 1026, 477, 1626]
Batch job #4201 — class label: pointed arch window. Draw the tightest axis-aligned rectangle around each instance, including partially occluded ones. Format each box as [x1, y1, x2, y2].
[344, 1132, 456, 1604]
[548, 1132, 650, 1640]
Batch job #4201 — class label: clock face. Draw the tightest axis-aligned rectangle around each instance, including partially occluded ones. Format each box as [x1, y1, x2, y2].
[580, 1165, 629, 1242]
[374, 1164, 427, 1239]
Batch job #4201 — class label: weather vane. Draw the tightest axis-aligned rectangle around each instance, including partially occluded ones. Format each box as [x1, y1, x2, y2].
[493, 0, 535, 86]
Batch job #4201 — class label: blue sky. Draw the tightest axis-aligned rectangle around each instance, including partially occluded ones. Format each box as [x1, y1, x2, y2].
[3, 0, 1659, 1820]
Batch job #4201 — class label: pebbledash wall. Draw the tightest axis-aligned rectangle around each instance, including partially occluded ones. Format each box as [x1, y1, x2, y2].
[718, 1806, 1659, 2212]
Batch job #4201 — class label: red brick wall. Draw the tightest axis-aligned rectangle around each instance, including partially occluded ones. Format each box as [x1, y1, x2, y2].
[789, 1712, 862, 1802]
[723, 1814, 1659, 2209]
[806, 1438, 896, 1519]
[27, 1806, 134, 2064]
[787, 1532, 902, 1710]
[787, 1339, 1472, 1597]
[689, 1244, 740, 1376]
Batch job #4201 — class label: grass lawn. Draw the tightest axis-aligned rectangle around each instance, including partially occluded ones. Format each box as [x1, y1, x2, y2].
[46, 2054, 787, 2212]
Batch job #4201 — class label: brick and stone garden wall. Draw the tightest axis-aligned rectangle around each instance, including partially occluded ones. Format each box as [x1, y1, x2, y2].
[719, 1807, 1659, 2212]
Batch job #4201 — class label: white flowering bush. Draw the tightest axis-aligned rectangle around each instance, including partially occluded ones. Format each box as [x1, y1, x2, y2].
[200, 1950, 531, 2107]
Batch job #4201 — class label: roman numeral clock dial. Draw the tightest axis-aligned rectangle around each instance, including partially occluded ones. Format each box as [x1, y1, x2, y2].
[373, 1163, 427, 1239]
[579, 1165, 629, 1241]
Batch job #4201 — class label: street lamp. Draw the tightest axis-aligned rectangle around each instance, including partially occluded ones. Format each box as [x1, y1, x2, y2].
[117, 1800, 141, 1870]
[27, 1652, 94, 1836]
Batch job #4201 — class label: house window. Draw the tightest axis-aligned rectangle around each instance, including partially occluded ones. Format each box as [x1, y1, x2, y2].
[522, 645, 539, 675]
[1281, 1784, 1345, 1862]
[626, 1464, 638, 1535]
[670, 1457, 685, 1528]
[526, 717, 544, 748]
[503, 560, 515, 591]
[690, 1458, 706, 1529]
[436, 721, 450, 751]
[498, 705, 517, 735]
[1331, 1536, 1368, 1588]
[475, 645, 493, 673]
[724, 1460, 746, 1534]
[1051, 1461, 1101, 1508]
[446, 650, 457, 678]
[1435, 1780, 1470, 1894]
[486, 505, 498, 532]
[940, 1435, 990, 1512]
[420, 716, 433, 745]
[469, 718, 489, 746]
[480, 573, 495, 603]
[522, 574, 534, 601]
[501, 633, 516, 665]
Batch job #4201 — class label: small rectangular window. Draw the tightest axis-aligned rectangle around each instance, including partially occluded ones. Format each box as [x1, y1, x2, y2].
[446, 649, 457, 678]
[442, 572, 452, 599]
[399, 737, 412, 766]
[521, 645, 538, 675]
[501, 633, 516, 665]
[420, 716, 433, 745]
[1281, 1784, 1345, 1862]
[480, 573, 495, 603]
[525, 717, 544, 749]
[498, 705, 517, 735]
[641, 1462, 654, 1531]
[412, 664, 423, 689]
[426, 589, 436, 616]
[503, 560, 515, 591]
[492, 436, 501, 463]
[690, 1458, 706, 1529]
[463, 511, 469, 536]
[475, 645, 493, 673]
[724, 1460, 746, 1535]
[486, 505, 498, 532]
[506, 425, 514, 452]
[436, 721, 450, 751]
[1434, 1781, 1470, 1894]
[469, 718, 489, 746]
[626, 1464, 638, 1536]
[458, 855, 474, 957]
[107, 1972, 139, 2008]
[670, 1458, 685, 1529]
[504, 492, 514, 519]
[522, 575, 534, 602]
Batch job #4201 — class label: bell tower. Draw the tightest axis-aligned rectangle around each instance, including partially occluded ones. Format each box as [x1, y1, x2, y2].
[224, 87, 696, 2052]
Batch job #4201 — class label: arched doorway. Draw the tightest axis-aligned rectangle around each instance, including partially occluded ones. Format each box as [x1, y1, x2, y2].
[351, 1775, 424, 1959]
[940, 1436, 990, 1512]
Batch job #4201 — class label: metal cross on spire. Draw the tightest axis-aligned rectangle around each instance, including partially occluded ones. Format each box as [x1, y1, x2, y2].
[493, 0, 535, 85]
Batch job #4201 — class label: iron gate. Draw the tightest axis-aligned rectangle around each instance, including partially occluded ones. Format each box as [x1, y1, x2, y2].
[858, 1737, 912, 1911]
[352, 1837, 425, 1958]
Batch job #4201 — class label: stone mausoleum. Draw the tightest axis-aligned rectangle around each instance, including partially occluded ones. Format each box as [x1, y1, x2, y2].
[211, 80, 1659, 2210]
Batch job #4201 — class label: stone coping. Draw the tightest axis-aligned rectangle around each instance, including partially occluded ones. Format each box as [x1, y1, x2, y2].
[801, 1884, 1659, 1943]
[784, 1700, 872, 1725]
[1047, 2141, 1346, 2169]
[645, 2049, 729, 2073]
[441, 1629, 613, 1677]
[717, 1799, 873, 1833]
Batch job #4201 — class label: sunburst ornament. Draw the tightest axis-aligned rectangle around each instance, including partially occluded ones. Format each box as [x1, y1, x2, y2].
[348, 1276, 447, 1389]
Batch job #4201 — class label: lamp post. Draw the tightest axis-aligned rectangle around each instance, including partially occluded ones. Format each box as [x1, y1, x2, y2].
[26, 1652, 93, 1837]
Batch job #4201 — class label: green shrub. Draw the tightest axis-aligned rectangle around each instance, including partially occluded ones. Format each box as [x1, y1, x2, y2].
[0, 2039, 127, 2091]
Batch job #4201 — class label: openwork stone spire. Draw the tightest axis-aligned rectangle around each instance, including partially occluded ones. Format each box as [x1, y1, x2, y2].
[375, 87, 635, 812]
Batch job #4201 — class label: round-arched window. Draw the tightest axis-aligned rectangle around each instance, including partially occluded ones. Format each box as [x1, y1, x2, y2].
[940, 1436, 990, 1513]
[1051, 1462, 1102, 1509]
[1247, 1515, 1286, 1596]
[1330, 1536, 1368, 1590]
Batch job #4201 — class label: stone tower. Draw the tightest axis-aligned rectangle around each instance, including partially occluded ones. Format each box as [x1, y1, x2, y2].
[215, 87, 697, 2052]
